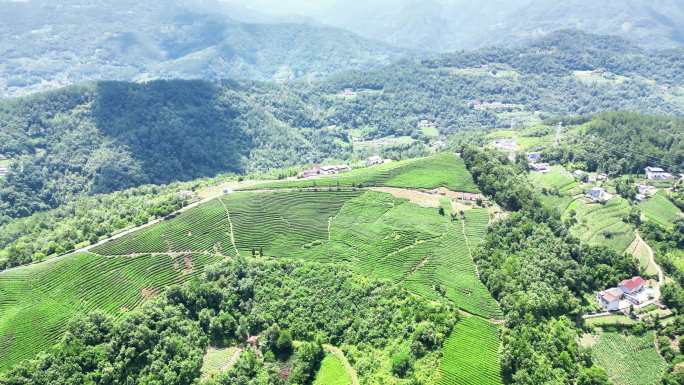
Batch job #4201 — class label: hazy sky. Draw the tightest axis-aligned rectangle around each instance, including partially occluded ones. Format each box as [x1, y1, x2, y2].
[223, 0, 338, 16]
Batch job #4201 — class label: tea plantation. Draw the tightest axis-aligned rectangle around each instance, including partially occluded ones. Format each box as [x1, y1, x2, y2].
[0, 252, 223, 371]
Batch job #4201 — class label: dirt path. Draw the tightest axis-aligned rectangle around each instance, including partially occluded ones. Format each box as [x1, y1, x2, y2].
[218, 198, 240, 256]
[323, 345, 359, 385]
[636, 231, 663, 286]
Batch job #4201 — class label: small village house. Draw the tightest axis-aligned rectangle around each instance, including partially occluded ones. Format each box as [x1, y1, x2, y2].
[596, 276, 652, 311]
[298, 164, 351, 179]
[637, 184, 657, 199]
[492, 138, 517, 152]
[366, 156, 384, 167]
[573, 170, 585, 179]
[530, 163, 550, 173]
[586, 187, 612, 203]
[645, 166, 673, 180]
[597, 287, 623, 311]
[597, 173, 608, 181]
[527, 152, 542, 163]
[0, 166, 7, 177]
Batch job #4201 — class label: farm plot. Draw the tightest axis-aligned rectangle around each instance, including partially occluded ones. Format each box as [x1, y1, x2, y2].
[93, 189, 500, 318]
[222, 190, 361, 257]
[528, 165, 577, 194]
[0, 252, 222, 372]
[242, 153, 479, 193]
[438, 316, 502, 385]
[567, 197, 636, 253]
[639, 191, 683, 229]
[93, 199, 234, 256]
[328, 193, 501, 318]
[591, 331, 667, 385]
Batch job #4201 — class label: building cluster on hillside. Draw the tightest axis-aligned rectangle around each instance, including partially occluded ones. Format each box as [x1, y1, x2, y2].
[298, 164, 352, 179]
[418, 120, 437, 130]
[645, 166, 673, 180]
[471, 100, 520, 111]
[366, 155, 386, 167]
[597, 276, 655, 311]
[456, 192, 483, 202]
[339, 88, 357, 98]
[636, 184, 658, 201]
[492, 138, 517, 152]
[526, 152, 550, 173]
[586, 186, 612, 203]
[572, 169, 607, 183]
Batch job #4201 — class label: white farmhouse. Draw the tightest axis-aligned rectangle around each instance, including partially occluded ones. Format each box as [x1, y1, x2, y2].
[645, 167, 673, 180]
[586, 187, 612, 203]
[597, 288, 623, 311]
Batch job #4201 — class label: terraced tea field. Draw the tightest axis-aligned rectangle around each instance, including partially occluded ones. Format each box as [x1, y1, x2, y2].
[438, 316, 502, 385]
[242, 153, 479, 193]
[94, 190, 501, 319]
[591, 331, 667, 385]
[567, 197, 636, 253]
[0, 252, 222, 371]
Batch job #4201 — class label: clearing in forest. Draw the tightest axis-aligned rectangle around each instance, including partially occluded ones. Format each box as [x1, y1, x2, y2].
[437, 316, 503, 385]
[0, 252, 222, 372]
[314, 351, 354, 385]
[590, 331, 667, 385]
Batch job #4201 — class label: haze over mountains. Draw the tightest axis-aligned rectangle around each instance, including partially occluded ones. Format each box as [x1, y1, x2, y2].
[0, 0, 406, 97]
[3, 0, 684, 97]
[239, 0, 684, 52]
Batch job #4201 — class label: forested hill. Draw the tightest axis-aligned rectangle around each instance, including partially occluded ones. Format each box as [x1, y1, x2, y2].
[1, 31, 684, 223]
[0, 0, 407, 98]
[0, 80, 349, 222]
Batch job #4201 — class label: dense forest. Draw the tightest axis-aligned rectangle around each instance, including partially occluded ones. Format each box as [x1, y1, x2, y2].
[543, 112, 684, 175]
[0, 259, 457, 384]
[462, 147, 638, 384]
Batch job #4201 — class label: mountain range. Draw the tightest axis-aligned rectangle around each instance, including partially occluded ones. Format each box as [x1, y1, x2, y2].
[0, 0, 407, 97]
[244, 0, 684, 52]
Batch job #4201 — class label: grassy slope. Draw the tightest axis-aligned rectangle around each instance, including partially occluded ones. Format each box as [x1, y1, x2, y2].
[438, 316, 502, 385]
[591, 331, 667, 385]
[241, 153, 479, 193]
[639, 191, 683, 229]
[0, 252, 223, 371]
[314, 353, 352, 385]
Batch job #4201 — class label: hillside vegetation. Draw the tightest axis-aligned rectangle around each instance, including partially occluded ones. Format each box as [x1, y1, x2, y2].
[3, 32, 684, 223]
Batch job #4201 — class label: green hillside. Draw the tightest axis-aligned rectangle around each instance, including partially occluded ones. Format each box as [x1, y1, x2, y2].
[246, 153, 479, 192]
[94, 190, 500, 318]
[0, 252, 223, 371]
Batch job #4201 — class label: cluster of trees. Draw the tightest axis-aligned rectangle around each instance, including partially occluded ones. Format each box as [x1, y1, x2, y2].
[1, 258, 458, 384]
[0, 183, 192, 270]
[543, 112, 684, 175]
[462, 147, 638, 384]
